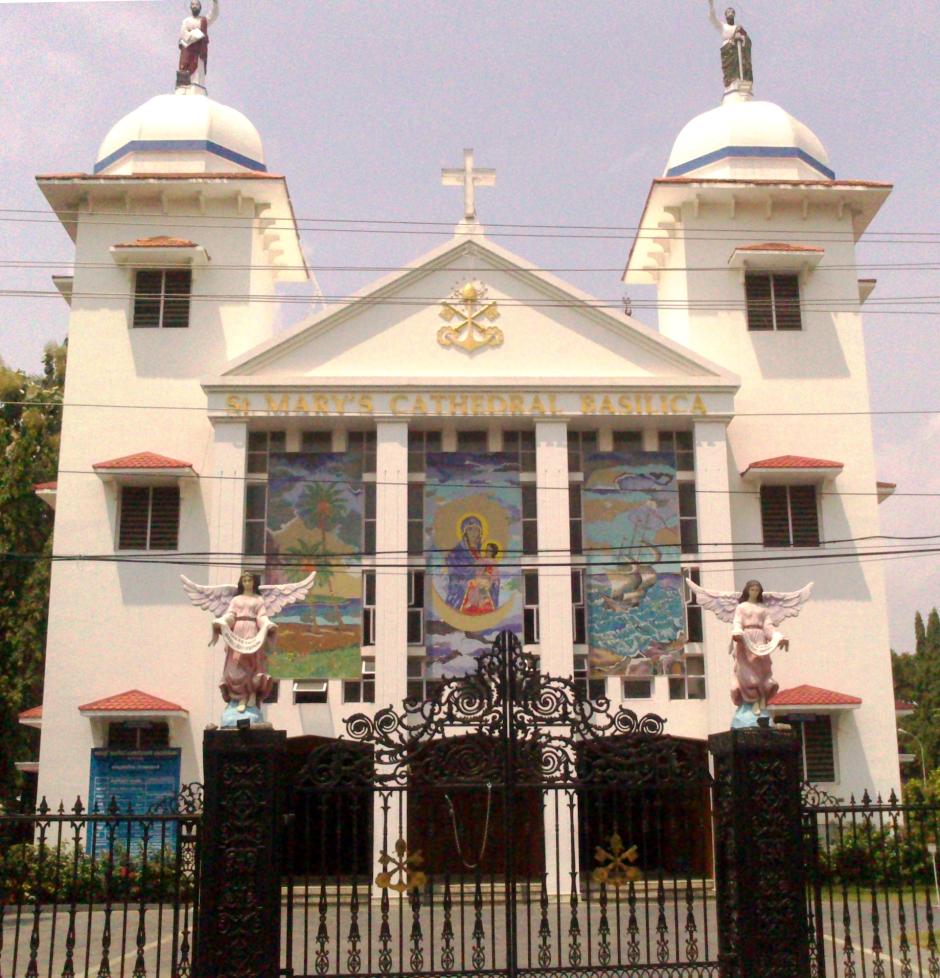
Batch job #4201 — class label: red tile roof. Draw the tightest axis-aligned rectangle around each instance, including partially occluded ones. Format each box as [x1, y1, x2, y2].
[877, 481, 898, 489]
[18, 705, 42, 720]
[770, 685, 862, 707]
[735, 242, 824, 253]
[37, 173, 284, 182]
[656, 177, 893, 189]
[746, 455, 843, 470]
[34, 481, 57, 491]
[78, 690, 186, 713]
[93, 452, 192, 470]
[896, 700, 916, 712]
[113, 237, 197, 249]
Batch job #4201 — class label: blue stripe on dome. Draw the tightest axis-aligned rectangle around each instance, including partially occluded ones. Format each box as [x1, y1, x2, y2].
[666, 145, 835, 180]
[94, 139, 267, 174]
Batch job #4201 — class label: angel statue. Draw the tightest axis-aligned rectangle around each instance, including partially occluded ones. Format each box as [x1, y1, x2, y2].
[181, 569, 317, 727]
[688, 578, 813, 729]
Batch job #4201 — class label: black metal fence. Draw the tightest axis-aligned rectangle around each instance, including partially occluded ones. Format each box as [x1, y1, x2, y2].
[0, 786, 201, 978]
[803, 787, 940, 978]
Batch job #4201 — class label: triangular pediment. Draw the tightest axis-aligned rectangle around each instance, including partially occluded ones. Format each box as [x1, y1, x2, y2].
[220, 235, 736, 387]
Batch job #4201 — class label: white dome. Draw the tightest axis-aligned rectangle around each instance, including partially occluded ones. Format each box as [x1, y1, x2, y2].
[665, 94, 833, 181]
[95, 91, 266, 175]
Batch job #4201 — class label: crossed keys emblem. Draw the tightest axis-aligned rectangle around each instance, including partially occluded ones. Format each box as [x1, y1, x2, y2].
[438, 282, 503, 354]
[375, 838, 428, 894]
[592, 831, 641, 888]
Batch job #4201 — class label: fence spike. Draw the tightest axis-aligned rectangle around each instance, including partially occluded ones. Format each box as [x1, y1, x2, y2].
[72, 796, 85, 815]
[38, 796, 50, 815]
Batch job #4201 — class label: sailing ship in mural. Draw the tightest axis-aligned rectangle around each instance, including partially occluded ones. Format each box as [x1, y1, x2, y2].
[584, 452, 686, 678]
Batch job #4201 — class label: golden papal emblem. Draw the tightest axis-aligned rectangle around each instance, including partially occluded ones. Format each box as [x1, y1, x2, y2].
[438, 282, 503, 354]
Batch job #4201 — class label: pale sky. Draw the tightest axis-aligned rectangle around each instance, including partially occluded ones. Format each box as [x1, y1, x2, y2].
[1, 1, 938, 653]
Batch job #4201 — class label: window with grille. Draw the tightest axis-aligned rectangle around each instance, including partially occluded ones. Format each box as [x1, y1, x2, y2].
[293, 681, 328, 705]
[569, 482, 583, 555]
[683, 567, 704, 643]
[363, 484, 376, 555]
[571, 569, 587, 645]
[567, 430, 598, 473]
[362, 572, 376, 647]
[522, 484, 538, 556]
[523, 570, 539, 645]
[106, 721, 170, 750]
[347, 431, 376, 474]
[246, 430, 286, 475]
[760, 485, 820, 547]
[678, 481, 699, 553]
[659, 430, 695, 472]
[343, 658, 375, 704]
[622, 677, 653, 699]
[407, 570, 425, 645]
[118, 486, 180, 550]
[503, 430, 536, 472]
[300, 430, 332, 454]
[408, 483, 424, 556]
[132, 269, 191, 329]
[799, 716, 836, 782]
[406, 657, 443, 705]
[745, 273, 802, 332]
[456, 430, 488, 453]
[668, 655, 706, 700]
[612, 430, 642, 453]
[407, 430, 442, 474]
[574, 654, 605, 703]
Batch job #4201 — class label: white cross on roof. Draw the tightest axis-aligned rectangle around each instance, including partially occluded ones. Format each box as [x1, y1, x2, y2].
[441, 148, 496, 225]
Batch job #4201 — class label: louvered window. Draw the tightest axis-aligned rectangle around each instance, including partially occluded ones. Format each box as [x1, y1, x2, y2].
[119, 486, 180, 550]
[760, 485, 819, 547]
[133, 270, 191, 329]
[745, 273, 802, 331]
[801, 716, 836, 782]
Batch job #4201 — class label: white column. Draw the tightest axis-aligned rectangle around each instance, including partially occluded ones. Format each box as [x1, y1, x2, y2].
[534, 420, 574, 676]
[373, 421, 409, 887]
[374, 421, 409, 709]
[534, 420, 577, 895]
[692, 419, 736, 734]
[206, 420, 248, 731]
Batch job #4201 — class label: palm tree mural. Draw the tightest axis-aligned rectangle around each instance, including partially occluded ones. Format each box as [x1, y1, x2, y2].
[295, 483, 352, 628]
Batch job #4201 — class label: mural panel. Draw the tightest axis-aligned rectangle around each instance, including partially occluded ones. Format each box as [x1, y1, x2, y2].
[265, 453, 362, 680]
[583, 451, 686, 679]
[425, 453, 523, 677]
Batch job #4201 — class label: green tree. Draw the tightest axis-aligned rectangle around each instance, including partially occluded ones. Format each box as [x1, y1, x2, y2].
[0, 343, 65, 805]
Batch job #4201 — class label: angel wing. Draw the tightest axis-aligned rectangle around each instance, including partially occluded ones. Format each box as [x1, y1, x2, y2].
[762, 582, 814, 627]
[260, 570, 319, 617]
[686, 580, 740, 623]
[180, 576, 237, 618]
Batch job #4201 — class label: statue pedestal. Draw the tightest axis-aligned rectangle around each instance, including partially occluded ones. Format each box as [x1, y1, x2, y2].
[220, 700, 265, 728]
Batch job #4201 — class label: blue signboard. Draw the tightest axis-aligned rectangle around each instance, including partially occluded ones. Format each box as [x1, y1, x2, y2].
[88, 749, 181, 852]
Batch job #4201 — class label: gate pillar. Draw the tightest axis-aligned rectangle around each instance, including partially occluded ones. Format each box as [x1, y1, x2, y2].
[709, 727, 810, 978]
[196, 727, 286, 978]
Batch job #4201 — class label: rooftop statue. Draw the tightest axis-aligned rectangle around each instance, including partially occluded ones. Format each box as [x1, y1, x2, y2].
[707, 1, 753, 95]
[182, 569, 317, 728]
[688, 579, 813, 729]
[178, 0, 219, 91]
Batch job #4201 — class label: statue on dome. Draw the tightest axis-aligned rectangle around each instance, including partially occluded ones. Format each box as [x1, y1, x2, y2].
[181, 569, 317, 728]
[178, 0, 219, 92]
[688, 579, 813, 729]
[707, 2, 753, 95]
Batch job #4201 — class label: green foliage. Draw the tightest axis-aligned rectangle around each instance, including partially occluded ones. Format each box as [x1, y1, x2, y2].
[891, 606, 940, 772]
[0, 343, 65, 802]
[0, 840, 194, 905]
[817, 822, 932, 885]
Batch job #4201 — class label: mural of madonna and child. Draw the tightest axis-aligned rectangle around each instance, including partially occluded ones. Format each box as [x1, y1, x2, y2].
[425, 453, 523, 677]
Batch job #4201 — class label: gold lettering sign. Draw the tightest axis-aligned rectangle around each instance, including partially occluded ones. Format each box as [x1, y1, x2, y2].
[224, 391, 711, 418]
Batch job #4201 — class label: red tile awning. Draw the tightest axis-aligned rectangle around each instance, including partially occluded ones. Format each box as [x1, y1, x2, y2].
[769, 685, 862, 710]
[735, 242, 824, 254]
[78, 690, 187, 717]
[18, 705, 43, 728]
[113, 236, 197, 249]
[741, 455, 844, 484]
[93, 452, 196, 482]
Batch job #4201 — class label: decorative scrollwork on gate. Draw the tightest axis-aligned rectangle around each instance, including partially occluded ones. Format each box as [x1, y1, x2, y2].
[290, 632, 706, 788]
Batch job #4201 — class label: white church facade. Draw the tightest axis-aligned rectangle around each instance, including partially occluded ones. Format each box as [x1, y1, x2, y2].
[23, 39, 903, 813]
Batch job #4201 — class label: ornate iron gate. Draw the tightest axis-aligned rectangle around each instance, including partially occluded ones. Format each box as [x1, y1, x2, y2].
[281, 633, 718, 978]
